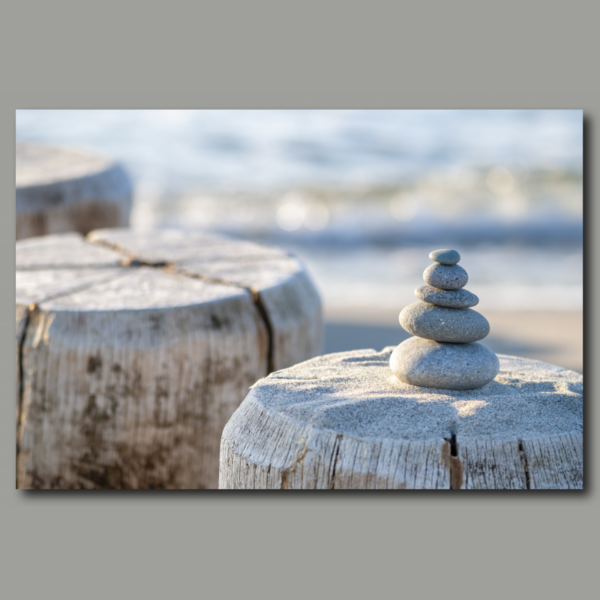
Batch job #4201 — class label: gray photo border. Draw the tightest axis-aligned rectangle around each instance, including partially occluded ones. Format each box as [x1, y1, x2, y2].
[2, 2, 596, 599]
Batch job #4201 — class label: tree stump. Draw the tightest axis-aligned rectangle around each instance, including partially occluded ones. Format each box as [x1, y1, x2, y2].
[16, 143, 133, 240]
[16, 229, 322, 489]
[219, 348, 583, 490]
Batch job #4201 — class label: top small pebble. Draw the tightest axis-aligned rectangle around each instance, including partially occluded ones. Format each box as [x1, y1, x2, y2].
[429, 249, 460, 265]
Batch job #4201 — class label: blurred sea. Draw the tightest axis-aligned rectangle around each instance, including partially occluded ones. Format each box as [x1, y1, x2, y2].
[16, 110, 583, 311]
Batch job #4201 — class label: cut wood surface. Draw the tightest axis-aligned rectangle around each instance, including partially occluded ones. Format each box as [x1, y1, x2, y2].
[16, 229, 322, 489]
[16, 143, 133, 240]
[219, 349, 583, 490]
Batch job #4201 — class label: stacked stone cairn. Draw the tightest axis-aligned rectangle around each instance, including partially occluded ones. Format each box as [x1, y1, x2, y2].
[390, 249, 500, 390]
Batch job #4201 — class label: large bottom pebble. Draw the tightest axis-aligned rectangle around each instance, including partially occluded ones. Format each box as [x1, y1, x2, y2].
[390, 336, 500, 390]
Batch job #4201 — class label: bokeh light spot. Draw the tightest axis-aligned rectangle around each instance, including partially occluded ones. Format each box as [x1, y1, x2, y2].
[389, 196, 419, 222]
[486, 166, 515, 195]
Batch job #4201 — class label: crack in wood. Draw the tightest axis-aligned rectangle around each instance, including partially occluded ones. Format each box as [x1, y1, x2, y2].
[120, 257, 170, 268]
[449, 433, 458, 458]
[86, 237, 173, 269]
[252, 292, 275, 374]
[15, 270, 130, 489]
[518, 441, 531, 489]
[16, 306, 33, 480]
[329, 435, 343, 489]
[442, 434, 464, 490]
[86, 236, 138, 260]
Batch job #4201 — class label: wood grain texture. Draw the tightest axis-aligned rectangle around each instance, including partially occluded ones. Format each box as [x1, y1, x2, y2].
[219, 349, 583, 490]
[16, 230, 322, 489]
[16, 144, 132, 240]
[522, 433, 583, 489]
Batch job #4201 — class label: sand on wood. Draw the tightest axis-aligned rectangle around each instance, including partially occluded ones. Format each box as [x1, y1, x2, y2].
[219, 348, 583, 490]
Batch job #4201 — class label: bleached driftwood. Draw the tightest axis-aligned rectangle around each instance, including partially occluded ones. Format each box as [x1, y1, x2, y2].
[219, 349, 583, 490]
[16, 229, 322, 489]
[16, 143, 132, 240]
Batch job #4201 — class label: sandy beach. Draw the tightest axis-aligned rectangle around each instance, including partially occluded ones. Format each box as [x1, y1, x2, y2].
[324, 307, 583, 374]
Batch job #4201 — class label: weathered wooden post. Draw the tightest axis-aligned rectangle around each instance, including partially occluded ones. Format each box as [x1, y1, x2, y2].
[16, 229, 322, 489]
[219, 249, 583, 490]
[16, 143, 133, 240]
[219, 349, 583, 489]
